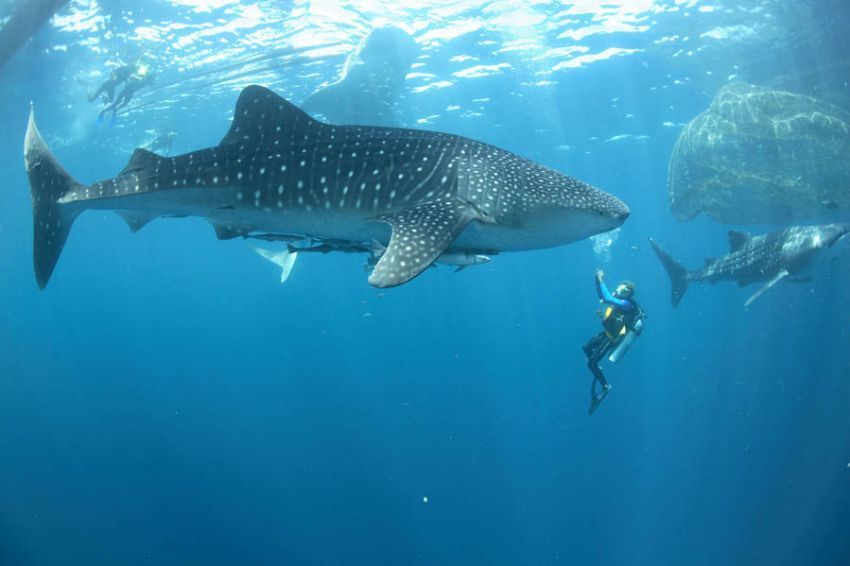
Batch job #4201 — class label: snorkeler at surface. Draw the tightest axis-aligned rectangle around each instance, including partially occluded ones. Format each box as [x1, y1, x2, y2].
[88, 62, 137, 104]
[582, 270, 645, 415]
[97, 62, 155, 122]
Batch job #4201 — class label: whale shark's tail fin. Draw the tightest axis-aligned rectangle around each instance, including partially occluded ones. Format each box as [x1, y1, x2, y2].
[24, 106, 84, 289]
[650, 238, 688, 307]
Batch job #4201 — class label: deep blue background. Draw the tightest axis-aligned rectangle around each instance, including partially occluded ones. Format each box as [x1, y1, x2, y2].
[1, 2, 849, 565]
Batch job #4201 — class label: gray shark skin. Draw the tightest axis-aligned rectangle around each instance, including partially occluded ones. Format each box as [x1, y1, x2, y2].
[651, 223, 850, 308]
[24, 85, 629, 289]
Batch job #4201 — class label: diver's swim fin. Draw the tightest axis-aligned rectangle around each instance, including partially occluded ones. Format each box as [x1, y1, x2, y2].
[588, 384, 611, 416]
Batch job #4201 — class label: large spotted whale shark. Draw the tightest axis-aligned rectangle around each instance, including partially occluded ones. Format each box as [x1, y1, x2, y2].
[24, 85, 629, 289]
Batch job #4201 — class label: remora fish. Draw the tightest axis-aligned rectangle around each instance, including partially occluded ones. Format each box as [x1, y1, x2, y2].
[651, 224, 850, 307]
[367, 241, 490, 272]
[24, 85, 629, 289]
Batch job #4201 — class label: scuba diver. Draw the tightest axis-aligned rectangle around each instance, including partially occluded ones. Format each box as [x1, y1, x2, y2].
[88, 62, 137, 104]
[582, 270, 646, 415]
[97, 60, 156, 122]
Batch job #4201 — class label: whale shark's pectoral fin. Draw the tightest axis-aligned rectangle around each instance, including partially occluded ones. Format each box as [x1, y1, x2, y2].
[744, 268, 789, 308]
[368, 199, 481, 288]
[251, 246, 299, 284]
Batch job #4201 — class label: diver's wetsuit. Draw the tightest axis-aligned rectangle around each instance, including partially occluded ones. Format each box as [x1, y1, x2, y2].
[583, 277, 642, 414]
[98, 72, 154, 120]
[88, 64, 135, 103]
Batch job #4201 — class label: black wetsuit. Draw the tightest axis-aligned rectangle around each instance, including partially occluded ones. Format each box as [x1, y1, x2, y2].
[88, 64, 135, 103]
[99, 72, 154, 120]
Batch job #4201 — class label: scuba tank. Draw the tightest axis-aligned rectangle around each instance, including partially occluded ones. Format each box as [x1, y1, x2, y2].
[608, 318, 643, 363]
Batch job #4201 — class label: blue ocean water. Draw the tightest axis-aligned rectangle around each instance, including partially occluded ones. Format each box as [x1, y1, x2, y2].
[1, 1, 849, 564]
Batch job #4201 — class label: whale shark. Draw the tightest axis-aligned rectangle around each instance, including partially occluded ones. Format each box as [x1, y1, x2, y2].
[24, 85, 629, 289]
[301, 26, 418, 126]
[651, 223, 850, 308]
[0, 0, 68, 70]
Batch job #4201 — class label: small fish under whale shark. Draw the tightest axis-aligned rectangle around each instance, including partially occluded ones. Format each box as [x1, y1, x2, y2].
[651, 223, 850, 308]
[250, 238, 492, 284]
[24, 85, 629, 289]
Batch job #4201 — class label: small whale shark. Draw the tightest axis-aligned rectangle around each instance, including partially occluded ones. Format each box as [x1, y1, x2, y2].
[24, 85, 629, 289]
[301, 26, 418, 126]
[651, 223, 850, 307]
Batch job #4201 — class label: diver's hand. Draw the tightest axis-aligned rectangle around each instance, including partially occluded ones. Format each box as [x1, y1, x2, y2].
[595, 269, 604, 282]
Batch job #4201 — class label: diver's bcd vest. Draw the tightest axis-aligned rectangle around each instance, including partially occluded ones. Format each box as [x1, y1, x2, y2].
[600, 300, 644, 341]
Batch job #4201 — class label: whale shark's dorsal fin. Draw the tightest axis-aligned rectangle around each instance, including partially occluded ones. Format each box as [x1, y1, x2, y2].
[219, 85, 319, 147]
[119, 148, 163, 176]
[728, 230, 753, 252]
